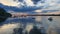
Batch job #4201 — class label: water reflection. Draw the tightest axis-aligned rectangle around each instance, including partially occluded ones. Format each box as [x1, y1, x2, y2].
[29, 25, 42, 34]
[1, 16, 60, 34]
[0, 23, 20, 34]
[41, 16, 60, 34]
[13, 28, 23, 34]
[0, 16, 44, 34]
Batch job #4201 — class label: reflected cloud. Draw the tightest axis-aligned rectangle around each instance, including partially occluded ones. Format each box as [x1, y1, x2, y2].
[35, 16, 42, 22]
[25, 23, 33, 32]
[0, 23, 20, 34]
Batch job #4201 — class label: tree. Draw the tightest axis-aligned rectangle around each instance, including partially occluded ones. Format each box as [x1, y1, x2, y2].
[0, 8, 12, 22]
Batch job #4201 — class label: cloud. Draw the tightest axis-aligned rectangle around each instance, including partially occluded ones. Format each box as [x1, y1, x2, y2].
[1, 0, 60, 13]
[40, 0, 60, 13]
[0, 0, 44, 8]
[31, 0, 45, 5]
[13, 0, 24, 2]
[24, 0, 34, 6]
[31, 0, 41, 4]
[10, 6, 43, 12]
[35, 10, 42, 12]
[0, 3, 43, 12]
[0, 0, 19, 6]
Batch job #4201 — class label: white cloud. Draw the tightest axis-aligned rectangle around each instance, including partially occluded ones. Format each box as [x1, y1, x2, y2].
[24, 0, 34, 6]
[35, 10, 42, 13]
[0, 0, 19, 6]
[42, 0, 60, 10]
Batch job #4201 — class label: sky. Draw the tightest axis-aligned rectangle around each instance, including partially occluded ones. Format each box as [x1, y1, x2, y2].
[0, 0, 60, 13]
[0, 0, 19, 6]
[0, 0, 43, 6]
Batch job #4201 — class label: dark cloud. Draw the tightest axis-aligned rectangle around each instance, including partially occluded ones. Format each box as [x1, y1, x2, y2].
[13, 0, 23, 2]
[31, 0, 41, 4]
[41, 10, 59, 13]
[31, 0, 45, 4]
[0, 3, 43, 12]
[18, 0, 24, 2]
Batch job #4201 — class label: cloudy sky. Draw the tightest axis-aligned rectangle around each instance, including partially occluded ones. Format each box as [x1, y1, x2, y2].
[0, 0, 60, 13]
[0, 0, 44, 6]
[0, 0, 19, 6]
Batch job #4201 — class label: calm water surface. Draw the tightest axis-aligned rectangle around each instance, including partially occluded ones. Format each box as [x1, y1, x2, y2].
[0, 16, 60, 34]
